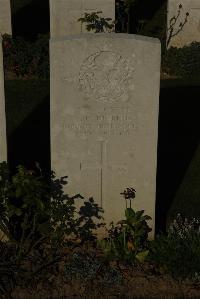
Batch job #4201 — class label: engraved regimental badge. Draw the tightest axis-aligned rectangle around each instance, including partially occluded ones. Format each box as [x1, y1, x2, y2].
[79, 51, 134, 102]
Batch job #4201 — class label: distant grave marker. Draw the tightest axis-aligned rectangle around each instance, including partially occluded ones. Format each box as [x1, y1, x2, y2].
[0, 37, 7, 162]
[0, 0, 12, 35]
[50, 34, 161, 237]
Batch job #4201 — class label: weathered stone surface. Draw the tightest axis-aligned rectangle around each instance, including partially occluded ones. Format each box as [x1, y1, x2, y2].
[0, 37, 7, 162]
[167, 0, 200, 48]
[50, 34, 161, 237]
[0, 0, 12, 35]
[50, 0, 115, 37]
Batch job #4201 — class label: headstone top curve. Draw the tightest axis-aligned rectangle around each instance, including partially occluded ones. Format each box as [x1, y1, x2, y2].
[50, 33, 161, 44]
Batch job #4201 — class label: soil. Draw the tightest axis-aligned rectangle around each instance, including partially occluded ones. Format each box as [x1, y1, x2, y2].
[9, 247, 200, 299]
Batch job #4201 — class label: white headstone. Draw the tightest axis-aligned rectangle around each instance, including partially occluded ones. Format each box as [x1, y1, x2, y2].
[0, 37, 7, 162]
[167, 0, 200, 48]
[50, 34, 161, 237]
[0, 0, 12, 35]
[50, 0, 115, 37]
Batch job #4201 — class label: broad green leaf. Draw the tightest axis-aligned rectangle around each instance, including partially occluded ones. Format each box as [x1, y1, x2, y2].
[135, 210, 144, 219]
[135, 250, 149, 263]
[125, 208, 135, 220]
[142, 215, 152, 221]
[37, 200, 44, 211]
[16, 187, 22, 198]
[15, 208, 22, 216]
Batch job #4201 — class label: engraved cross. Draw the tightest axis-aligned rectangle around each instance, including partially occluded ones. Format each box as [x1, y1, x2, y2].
[80, 140, 106, 207]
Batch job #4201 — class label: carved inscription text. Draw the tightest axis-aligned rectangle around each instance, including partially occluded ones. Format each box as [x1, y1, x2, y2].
[62, 107, 135, 137]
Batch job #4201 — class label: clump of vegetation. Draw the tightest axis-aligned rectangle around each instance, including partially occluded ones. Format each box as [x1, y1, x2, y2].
[98, 188, 152, 263]
[2, 34, 49, 79]
[0, 162, 104, 296]
[78, 11, 115, 33]
[1, 161, 200, 297]
[159, 3, 200, 78]
[162, 42, 200, 78]
[0, 162, 104, 245]
[149, 213, 200, 280]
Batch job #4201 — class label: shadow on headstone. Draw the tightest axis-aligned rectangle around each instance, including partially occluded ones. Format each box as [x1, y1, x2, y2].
[156, 83, 200, 232]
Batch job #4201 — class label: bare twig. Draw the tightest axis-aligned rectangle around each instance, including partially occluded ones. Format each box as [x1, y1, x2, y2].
[167, 4, 189, 47]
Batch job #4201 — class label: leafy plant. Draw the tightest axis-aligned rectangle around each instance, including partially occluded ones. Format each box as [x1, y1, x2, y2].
[0, 162, 104, 296]
[149, 213, 200, 279]
[2, 34, 49, 79]
[0, 162, 104, 245]
[0, 241, 19, 298]
[50, 171, 104, 246]
[98, 188, 151, 263]
[78, 11, 115, 33]
[162, 42, 200, 78]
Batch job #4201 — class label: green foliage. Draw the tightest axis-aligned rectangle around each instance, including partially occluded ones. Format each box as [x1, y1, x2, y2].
[0, 162, 104, 296]
[0, 163, 104, 246]
[149, 214, 200, 279]
[0, 162, 10, 238]
[0, 238, 63, 296]
[0, 241, 19, 297]
[1, 164, 51, 245]
[50, 171, 104, 245]
[78, 11, 115, 33]
[98, 188, 151, 263]
[162, 42, 200, 78]
[2, 34, 49, 79]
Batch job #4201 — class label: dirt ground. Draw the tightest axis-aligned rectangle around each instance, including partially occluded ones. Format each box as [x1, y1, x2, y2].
[10, 248, 200, 299]
[11, 268, 200, 299]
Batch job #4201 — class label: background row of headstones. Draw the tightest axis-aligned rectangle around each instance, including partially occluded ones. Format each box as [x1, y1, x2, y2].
[0, 0, 200, 44]
[50, 0, 200, 47]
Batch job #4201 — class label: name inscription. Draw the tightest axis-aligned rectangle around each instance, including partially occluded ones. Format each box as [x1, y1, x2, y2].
[62, 107, 135, 137]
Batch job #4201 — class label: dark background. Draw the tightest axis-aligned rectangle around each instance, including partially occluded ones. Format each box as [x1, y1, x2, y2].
[10, 0, 166, 38]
